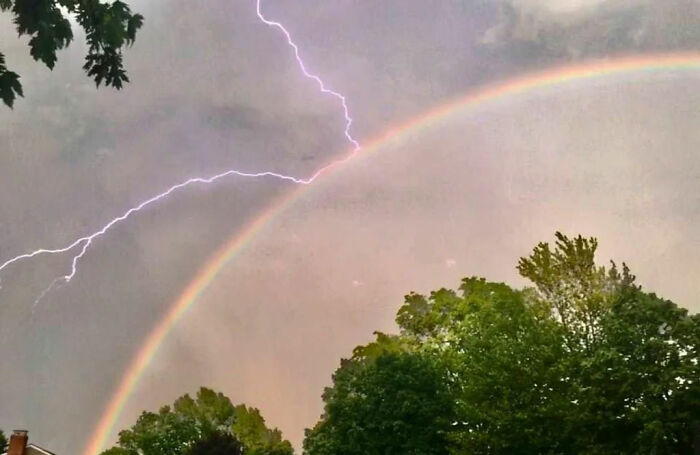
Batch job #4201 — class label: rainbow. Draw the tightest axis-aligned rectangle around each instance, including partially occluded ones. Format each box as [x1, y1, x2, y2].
[83, 53, 700, 455]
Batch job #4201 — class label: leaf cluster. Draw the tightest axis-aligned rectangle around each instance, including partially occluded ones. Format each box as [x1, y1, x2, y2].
[185, 431, 242, 455]
[232, 405, 294, 455]
[0, 0, 142, 107]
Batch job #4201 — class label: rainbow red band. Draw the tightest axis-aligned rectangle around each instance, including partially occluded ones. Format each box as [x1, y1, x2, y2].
[84, 53, 700, 455]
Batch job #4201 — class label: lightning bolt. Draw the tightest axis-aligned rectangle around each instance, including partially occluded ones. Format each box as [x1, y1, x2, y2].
[255, 1, 360, 152]
[0, 0, 361, 299]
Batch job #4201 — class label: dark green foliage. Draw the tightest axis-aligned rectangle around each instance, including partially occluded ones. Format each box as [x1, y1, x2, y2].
[99, 448, 133, 455]
[570, 288, 700, 453]
[101, 387, 294, 455]
[0, 0, 142, 107]
[0, 53, 22, 107]
[185, 431, 242, 455]
[303, 345, 456, 455]
[0, 430, 7, 453]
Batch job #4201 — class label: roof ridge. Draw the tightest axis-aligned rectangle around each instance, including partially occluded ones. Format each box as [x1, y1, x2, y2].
[26, 443, 56, 455]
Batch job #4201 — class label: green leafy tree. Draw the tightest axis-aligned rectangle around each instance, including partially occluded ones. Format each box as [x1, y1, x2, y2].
[0, 0, 143, 107]
[185, 431, 242, 455]
[516, 233, 699, 451]
[305, 232, 699, 454]
[570, 286, 700, 453]
[101, 387, 294, 455]
[397, 278, 576, 453]
[231, 405, 294, 455]
[100, 388, 234, 455]
[517, 232, 636, 351]
[0, 430, 7, 453]
[303, 337, 456, 455]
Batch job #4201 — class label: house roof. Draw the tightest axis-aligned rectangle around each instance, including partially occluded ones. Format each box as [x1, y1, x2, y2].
[2, 443, 56, 455]
[26, 444, 56, 455]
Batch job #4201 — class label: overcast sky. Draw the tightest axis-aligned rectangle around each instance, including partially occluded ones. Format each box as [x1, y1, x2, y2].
[2, 1, 700, 453]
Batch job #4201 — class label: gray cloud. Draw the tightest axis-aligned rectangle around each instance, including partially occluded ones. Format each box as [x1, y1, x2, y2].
[482, 0, 700, 64]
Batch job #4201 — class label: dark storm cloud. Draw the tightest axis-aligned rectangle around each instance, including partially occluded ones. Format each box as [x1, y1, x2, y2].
[483, 0, 700, 66]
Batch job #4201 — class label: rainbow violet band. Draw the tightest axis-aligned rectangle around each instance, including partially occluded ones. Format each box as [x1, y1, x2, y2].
[84, 52, 700, 455]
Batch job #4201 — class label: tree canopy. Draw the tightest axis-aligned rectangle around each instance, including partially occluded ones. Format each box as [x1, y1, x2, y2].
[0, 0, 143, 107]
[99, 387, 293, 455]
[304, 233, 700, 454]
[303, 348, 456, 455]
[231, 405, 295, 455]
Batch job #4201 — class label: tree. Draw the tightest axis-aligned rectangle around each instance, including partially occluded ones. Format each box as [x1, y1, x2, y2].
[397, 278, 577, 453]
[0, 430, 7, 453]
[304, 233, 699, 454]
[517, 232, 636, 351]
[100, 387, 294, 455]
[231, 405, 294, 455]
[303, 337, 457, 455]
[0, 0, 143, 107]
[185, 431, 242, 455]
[106, 388, 234, 455]
[516, 233, 699, 452]
[570, 286, 700, 453]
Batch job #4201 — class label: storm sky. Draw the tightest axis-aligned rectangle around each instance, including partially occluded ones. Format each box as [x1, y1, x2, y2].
[2, 1, 700, 453]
